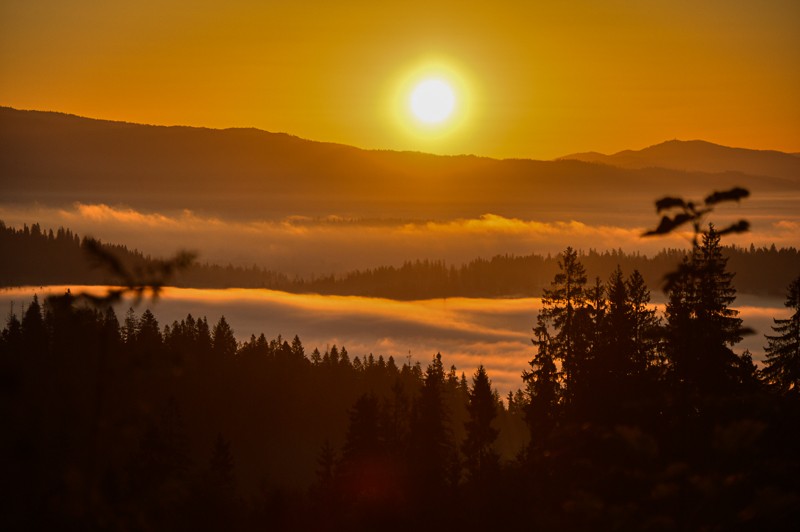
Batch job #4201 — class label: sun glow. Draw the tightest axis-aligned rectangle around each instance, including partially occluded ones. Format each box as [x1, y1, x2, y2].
[388, 58, 476, 148]
[410, 79, 456, 124]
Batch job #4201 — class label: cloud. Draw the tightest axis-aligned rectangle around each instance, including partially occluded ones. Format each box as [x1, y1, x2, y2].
[0, 285, 786, 396]
[3, 203, 797, 276]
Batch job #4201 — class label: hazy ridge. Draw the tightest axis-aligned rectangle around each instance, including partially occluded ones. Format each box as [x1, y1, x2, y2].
[2, 107, 797, 222]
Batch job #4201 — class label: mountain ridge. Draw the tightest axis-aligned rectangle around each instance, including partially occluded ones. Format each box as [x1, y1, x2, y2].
[559, 139, 800, 181]
[1, 107, 797, 222]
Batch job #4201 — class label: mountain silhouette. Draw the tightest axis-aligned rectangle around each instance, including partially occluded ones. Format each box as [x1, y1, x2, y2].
[2, 107, 797, 221]
[559, 139, 800, 181]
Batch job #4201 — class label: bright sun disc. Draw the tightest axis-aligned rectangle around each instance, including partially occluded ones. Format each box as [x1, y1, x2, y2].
[410, 79, 455, 124]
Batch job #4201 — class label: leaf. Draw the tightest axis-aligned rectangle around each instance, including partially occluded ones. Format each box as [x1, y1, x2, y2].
[643, 213, 694, 236]
[716, 220, 750, 236]
[655, 197, 686, 213]
[704, 187, 750, 206]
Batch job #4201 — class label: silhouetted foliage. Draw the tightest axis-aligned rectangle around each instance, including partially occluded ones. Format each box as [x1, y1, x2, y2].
[644, 186, 750, 245]
[3, 187, 800, 529]
[3, 220, 798, 297]
[762, 276, 800, 394]
[462, 365, 499, 482]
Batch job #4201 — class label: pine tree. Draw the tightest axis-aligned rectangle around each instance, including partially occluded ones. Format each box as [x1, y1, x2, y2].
[211, 315, 237, 358]
[462, 365, 499, 482]
[137, 309, 162, 353]
[626, 269, 661, 373]
[523, 313, 560, 447]
[664, 226, 745, 393]
[539, 247, 588, 407]
[20, 294, 47, 356]
[762, 276, 800, 393]
[410, 353, 453, 496]
[694, 226, 743, 347]
[342, 392, 382, 464]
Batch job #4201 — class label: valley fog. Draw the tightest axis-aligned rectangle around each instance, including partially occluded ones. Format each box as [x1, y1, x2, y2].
[1, 286, 787, 395]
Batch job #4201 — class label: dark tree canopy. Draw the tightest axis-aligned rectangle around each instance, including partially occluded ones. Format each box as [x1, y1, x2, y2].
[763, 276, 800, 394]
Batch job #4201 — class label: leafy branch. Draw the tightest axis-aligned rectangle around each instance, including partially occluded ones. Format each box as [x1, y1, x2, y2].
[642, 186, 750, 247]
[50, 237, 196, 307]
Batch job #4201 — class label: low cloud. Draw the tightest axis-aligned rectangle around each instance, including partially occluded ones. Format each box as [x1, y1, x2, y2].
[0, 286, 787, 396]
[2, 203, 797, 276]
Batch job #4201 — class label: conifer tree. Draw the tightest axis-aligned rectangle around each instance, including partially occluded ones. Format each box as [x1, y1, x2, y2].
[211, 315, 237, 358]
[600, 266, 636, 378]
[523, 313, 560, 446]
[342, 392, 382, 464]
[462, 365, 499, 481]
[762, 276, 800, 393]
[20, 294, 47, 356]
[664, 226, 745, 393]
[410, 353, 453, 495]
[539, 247, 588, 406]
[626, 269, 661, 373]
[694, 226, 743, 348]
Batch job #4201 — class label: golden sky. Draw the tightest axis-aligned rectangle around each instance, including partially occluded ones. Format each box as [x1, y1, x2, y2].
[1, 0, 798, 159]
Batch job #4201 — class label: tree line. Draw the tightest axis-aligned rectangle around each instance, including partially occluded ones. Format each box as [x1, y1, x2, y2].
[2, 224, 799, 530]
[2, 219, 798, 297]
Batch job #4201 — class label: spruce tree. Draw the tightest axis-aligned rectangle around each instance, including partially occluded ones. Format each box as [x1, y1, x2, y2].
[694, 226, 743, 348]
[762, 276, 800, 393]
[523, 313, 560, 447]
[626, 269, 661, 374]
[410, 353, 453, 496]
[211, 315, 237, 358]
[664, 226, 745, 393]
[462, 365, 499, 482]
[539, 247, 588, 407]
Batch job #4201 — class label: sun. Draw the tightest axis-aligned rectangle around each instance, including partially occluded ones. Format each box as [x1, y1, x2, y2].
[387, 58, 474, 143]
[410, 79, 456, 124]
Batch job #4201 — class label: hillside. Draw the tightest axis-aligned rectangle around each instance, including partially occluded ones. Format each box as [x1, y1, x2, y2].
[2, 108, 797, 222]
[559, 139, 800, 181]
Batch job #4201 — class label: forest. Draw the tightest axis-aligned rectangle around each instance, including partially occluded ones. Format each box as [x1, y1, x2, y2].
[1, 220, 798, 298]
[2, 224, 799, 530]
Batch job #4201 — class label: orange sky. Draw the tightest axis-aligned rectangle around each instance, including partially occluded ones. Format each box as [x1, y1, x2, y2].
[1, 0, 798, 159]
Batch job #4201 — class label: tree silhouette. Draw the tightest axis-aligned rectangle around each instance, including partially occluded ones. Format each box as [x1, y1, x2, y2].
[539, 247, 588, 408]
[410, 353, 453, 498]
[665, 226, 746, 394]
[626, 269, 661, 374]
[211, 315, 237, 359]
[462, 365, 499, 482]
[523, 312, 560, 448]
[20, 295, 47, 357]
[762, 275, 800, 394]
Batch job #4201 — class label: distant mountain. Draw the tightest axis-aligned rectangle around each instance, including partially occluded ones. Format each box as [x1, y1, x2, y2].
[1, 107, 797, 222]
[559, 139, 800, 181]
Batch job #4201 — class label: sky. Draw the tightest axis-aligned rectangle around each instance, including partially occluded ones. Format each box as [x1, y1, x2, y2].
[1, 0, 799, 159]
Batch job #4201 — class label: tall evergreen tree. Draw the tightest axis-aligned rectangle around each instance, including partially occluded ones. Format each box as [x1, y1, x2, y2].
[462, 365, 499, 482]
[762, 276, 800, 394]
[211, 316, 237, 359]
[694, 226, 743, 348]
[523, 313, 560, 447]
[539, 247, 589, 407]
[664, 226, 745, 393]
[342, 392, 382, 465]
[20, 295, 47, 356]
[410, 353, 453, 496]
[626, 269, 661, 374]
